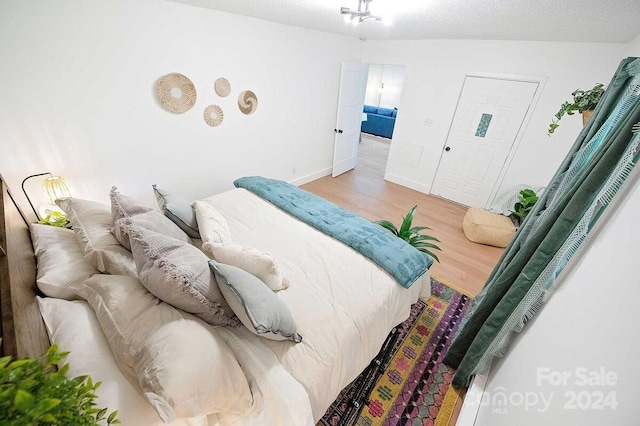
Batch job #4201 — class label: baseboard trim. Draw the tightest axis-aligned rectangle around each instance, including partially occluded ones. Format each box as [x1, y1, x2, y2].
[384, 173, 431, 195]
[289, 167, 332, 186]
[456, 358, 494, 426]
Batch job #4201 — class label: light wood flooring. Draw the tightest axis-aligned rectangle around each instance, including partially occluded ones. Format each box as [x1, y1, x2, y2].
[302, 134, 503, 297]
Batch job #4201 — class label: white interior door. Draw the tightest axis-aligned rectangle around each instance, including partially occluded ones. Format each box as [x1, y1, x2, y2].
[332, 62, 367, 177]
[432, 76, 539, 207]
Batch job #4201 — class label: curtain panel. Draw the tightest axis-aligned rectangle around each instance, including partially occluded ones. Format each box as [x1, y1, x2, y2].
[444, 57, 640, 388]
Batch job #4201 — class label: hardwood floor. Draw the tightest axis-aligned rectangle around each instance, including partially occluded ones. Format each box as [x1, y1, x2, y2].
[302, 134, 503, 297]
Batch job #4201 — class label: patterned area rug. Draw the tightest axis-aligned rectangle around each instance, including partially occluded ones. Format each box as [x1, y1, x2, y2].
[319, 278, 472, 426]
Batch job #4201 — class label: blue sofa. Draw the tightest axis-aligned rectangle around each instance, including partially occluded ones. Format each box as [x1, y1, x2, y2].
[361, 105, 397, 139]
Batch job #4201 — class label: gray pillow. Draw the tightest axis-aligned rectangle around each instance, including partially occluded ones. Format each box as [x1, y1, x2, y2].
[153, 185, 200, 238]
[209, 260, 302, 343]
[126, 224, 238, 327]
[110, 186, 190, 250]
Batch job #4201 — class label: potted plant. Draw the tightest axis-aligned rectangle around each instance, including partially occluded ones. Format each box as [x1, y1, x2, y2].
[509, 188, 539, 227]
[547, 83, 605, 135]
[0, 341, 120, 425]
[374, 205, 442, 262]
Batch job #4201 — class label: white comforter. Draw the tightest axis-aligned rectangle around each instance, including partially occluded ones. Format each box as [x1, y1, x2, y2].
[201, 188, 431, 420]
[40, 188, 430, 425]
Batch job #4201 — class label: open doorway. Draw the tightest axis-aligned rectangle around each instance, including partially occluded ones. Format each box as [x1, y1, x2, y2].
[359, 64, 406, 180]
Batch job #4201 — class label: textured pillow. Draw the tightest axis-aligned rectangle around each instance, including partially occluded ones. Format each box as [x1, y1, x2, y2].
[193, 200, 231, 246]
[55, 197, 136, 276]
[110, 186, 190, 250]
[152, 185, 200, 238]
[76, 274, 253, 422]
[30, 224, 99, 300]
[125, 223, 237, 326]
[210, 260, 302, 343]
[203, 243, 290, 291]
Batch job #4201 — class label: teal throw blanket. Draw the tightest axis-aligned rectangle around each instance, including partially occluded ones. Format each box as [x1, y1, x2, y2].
[234, 176, 433, 288]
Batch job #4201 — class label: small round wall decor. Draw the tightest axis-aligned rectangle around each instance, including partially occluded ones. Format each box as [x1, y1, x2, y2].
[203, 104, 224, 127]
[214, 78, 231, 97]
[238, 90, 258, 115]
[155, 73, 197, 114]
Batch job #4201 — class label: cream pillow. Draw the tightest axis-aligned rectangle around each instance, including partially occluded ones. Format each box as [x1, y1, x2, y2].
[31, 224, 99, 300]
[55, 197, 136, 276]
[110, 186, 190, 250]
[203, 243, 290, 291]
[76, 274, 253, 423]
[126, 223, 238, 326]
[193, 200, 231, 246]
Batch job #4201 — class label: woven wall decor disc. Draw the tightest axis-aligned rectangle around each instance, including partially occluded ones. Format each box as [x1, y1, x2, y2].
[155, 73, 197, 114]
[214, 78, 231, 97]
[238, 90, 258, 115]
[203, 104, 224, 127]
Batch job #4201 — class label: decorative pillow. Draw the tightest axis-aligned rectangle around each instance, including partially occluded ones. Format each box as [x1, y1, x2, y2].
[209, 260, 302, 343]
[55, 197, 136, 276]
[193, 200, 231, 246]
[203, 243, 290, 291]
[125, 223, 237, 326]
[30, 224, 99, 300]
[152, 185, 200, 238]
[110, 186, 190, 250]
[76, 274, 253, 422]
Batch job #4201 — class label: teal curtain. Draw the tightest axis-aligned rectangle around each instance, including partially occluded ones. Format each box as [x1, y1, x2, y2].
[444, 57, 640, 388]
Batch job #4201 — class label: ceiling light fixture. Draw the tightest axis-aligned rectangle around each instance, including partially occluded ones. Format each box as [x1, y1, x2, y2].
[340, 0, 382, 25]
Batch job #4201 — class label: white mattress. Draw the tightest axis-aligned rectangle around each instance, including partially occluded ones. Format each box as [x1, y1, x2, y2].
[201, 188, 431, 420]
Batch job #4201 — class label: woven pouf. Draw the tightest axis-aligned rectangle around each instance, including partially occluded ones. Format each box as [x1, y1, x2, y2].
[462, 208, 516, 248]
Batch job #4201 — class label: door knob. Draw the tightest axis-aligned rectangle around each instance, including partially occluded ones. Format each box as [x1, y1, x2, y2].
[334, 129, 344, 134]
[338, 129, 343, 134]
[445, 146, 451, 152]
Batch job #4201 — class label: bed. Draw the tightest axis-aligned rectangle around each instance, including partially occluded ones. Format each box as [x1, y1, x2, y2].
[0, 173, 432, 425]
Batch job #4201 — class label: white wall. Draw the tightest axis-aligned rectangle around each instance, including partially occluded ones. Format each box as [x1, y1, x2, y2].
[364, 64, 405, 109]
[472, 164, 640, 425]
[0, 0, 361, 209]
[627, 35, 640, 56]
[361, 40, 627, 197]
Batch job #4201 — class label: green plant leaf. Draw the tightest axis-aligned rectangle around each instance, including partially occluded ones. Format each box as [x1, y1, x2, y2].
[418, 248, 440, 262]
[14, 389, 35, 412]
[398, 205, 417, 236]
[409, 226, 431, 233]
[374, 220, 399, 235]
[107, 410, 120, 424]
[39, 413, 58, 423]
[413, 241, 442, 250]
[410, 234, 440, 242]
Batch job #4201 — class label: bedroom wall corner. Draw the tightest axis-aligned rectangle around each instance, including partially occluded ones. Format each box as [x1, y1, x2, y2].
[0, 0, 361, 208]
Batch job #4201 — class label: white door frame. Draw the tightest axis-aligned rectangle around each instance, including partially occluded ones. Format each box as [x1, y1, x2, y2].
[432, 72, 547, 207]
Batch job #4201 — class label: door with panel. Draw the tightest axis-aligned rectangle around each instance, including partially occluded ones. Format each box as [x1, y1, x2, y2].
[332, 62, 368, 177]
[432, 76, 539, 207]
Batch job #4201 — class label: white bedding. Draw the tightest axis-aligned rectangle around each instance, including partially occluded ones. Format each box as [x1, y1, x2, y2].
[37, 187, 430, 424]
[201, 188, 431, 420]
[37, 297, 314, 426]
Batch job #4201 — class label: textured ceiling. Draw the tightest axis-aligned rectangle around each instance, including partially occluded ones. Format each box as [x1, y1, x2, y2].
[166, 0, 640, 43]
